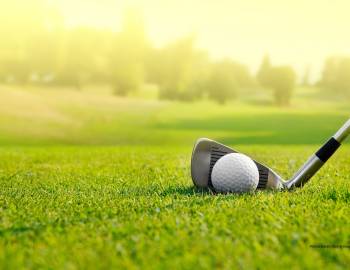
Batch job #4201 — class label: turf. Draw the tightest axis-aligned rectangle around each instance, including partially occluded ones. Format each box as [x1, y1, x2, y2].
[0, 85, 348, 146]
[0, 146, 349, 269]
[0, 86, 349, 269]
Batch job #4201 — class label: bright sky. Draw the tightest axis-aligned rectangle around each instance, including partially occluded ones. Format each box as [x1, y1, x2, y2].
[53, 0, 350, 81]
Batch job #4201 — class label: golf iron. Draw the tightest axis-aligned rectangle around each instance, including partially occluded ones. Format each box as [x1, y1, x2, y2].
[191, 118, 350, 190]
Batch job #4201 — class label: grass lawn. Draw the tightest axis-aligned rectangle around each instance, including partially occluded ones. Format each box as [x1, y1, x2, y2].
[0, 86, 349, 269]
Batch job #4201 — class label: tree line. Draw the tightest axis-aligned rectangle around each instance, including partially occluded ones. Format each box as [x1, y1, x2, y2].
[0, 3, 349, 105]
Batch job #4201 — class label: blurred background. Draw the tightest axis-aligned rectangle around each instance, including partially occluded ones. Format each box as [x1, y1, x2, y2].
[0, 0, 349, 146]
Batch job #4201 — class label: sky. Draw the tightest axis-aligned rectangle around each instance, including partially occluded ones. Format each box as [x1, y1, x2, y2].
[52, 0, 350, 81]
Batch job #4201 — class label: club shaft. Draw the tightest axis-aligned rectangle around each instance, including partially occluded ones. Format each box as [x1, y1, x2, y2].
[334, 119, 350, 143]
[285, 118, 350, 189]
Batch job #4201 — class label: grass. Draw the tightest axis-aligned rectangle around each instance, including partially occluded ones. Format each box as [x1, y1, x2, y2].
[0, 85, 348, 146]
[0, 85, 349, 269]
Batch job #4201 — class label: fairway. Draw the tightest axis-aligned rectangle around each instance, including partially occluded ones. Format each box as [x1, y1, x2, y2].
[0, 87, 349, 269]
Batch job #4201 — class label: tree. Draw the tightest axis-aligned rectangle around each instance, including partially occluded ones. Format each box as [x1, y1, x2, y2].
[56, 28, 112, 89]
[265, 66, 296, 106]
[257, 55, 296, 106]
[206, 60, 238, 104]
[0, 0, 48, 83]
[257, 54, 271, 87]
[320, 56, 350, 96]
[110, 9, 150, 96]
[147, 36, 209, 101]
[301, 66, 311, 86]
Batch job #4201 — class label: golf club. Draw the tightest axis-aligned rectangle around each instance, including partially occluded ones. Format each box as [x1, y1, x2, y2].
[191, 118, 350, 190]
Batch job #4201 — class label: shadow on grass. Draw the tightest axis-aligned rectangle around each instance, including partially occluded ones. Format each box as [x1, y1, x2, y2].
[118, 184, 289, 198]
[158, 185, 276, 198]
[158, 185, 214, 196]
[154, 113, 348, 145]
[115, 185, 213, 197]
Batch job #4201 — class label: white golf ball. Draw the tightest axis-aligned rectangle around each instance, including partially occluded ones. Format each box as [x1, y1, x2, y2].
[211, 153, 259, 193]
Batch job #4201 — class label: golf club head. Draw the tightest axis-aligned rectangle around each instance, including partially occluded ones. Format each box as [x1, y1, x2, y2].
[191, 138, 284, 190]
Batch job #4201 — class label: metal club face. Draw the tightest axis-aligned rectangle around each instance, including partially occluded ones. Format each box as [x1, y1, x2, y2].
[191, 138, 284, 190]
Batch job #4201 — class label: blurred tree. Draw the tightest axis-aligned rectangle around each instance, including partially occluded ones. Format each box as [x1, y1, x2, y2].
[265, 66, 296, 106]
[257, 54, 271, 87]
[147, 36, 209, 101]
[28, 7, 65, 84]
[0, 1, 77, 85]
[301, 66, 311, 86]
[257, 56, 296, 106]
[110, 9, 150, 96]
[229, 61, 255, 89]
[206, 60, 238, 104]
[56, 28, 107, 89]
[0, 0, 48, 83]
[320, 56, 350, 96]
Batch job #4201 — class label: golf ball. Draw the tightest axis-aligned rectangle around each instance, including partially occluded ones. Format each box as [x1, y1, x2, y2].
[211, 153, 259, 193]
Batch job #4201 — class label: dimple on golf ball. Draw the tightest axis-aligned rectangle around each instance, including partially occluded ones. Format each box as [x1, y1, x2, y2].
[211, 153, 259, 193]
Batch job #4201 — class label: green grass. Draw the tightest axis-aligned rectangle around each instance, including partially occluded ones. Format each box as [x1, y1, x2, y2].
[0, 85, 349, 269]
[0, 85, 348, 146]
